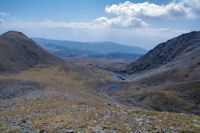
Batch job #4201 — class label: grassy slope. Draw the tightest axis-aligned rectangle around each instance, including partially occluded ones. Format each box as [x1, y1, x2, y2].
[0, 63, 112, 102]
[113, 63, 200, 115]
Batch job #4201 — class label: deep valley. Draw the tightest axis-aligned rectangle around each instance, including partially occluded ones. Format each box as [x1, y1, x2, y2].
[0, 31, 200, 133]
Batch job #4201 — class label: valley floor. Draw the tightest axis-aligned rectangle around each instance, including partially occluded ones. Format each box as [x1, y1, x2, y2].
[0, 65, 200, 132]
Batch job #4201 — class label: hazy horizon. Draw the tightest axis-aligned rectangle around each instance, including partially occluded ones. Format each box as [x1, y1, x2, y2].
[0, 0, 199, 49]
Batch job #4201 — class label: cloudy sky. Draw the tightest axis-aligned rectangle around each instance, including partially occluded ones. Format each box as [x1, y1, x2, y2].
[0, 0, 199, 49]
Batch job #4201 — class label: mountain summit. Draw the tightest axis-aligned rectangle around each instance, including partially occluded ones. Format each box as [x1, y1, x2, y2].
[0, 31, 62, 72]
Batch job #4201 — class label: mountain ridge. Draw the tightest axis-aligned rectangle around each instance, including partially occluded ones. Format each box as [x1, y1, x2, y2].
[32, 38, 147, 56]
[122, 31, 200, 75]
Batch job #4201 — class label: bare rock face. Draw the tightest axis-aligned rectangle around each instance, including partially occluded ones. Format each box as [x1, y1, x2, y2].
[123, 31, 200, 74]
[0, 31, 62, 73]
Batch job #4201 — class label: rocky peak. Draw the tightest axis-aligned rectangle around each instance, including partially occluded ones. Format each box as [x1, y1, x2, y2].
[123, 31, 200, 75]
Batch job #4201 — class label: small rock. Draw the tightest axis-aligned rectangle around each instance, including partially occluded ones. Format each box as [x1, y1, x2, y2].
[88, 125, 102, 132]
[67, 129, 74, 133]
[39, 130, 46, 133]
[62, 129, 74, 133]
[105, 103, 111, 106]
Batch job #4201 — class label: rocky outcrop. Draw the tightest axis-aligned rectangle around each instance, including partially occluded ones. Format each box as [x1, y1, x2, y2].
[123, 31, 200, 74]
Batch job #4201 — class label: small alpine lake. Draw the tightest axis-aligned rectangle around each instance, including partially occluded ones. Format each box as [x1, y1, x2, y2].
[112, 75, 125, 80]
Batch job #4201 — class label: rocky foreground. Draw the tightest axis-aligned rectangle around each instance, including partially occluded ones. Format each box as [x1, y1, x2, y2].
[0, 94, 200, 133]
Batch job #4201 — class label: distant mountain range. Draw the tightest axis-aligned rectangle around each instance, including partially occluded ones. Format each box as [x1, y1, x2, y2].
[32, 38, 147, 59]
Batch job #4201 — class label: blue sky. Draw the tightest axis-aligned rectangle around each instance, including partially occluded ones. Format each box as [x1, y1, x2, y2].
[0, 0, 199, 49]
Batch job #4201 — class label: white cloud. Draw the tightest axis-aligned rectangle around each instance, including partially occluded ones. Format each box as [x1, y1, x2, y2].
[2, 20, 99, 29]
[40, 21, 96, 29]
[1, 1, 198, 30]
[184, 0, 200, 16]
[95, 16, 148, 28]
[93, 0, 200, 29]
[2, 17, 147, 30]
[105, 0, 200, 19]
[0, 12, 9, 16]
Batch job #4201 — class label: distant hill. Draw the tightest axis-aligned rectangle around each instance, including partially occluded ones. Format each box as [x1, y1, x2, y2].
[32, 38, 147, 58]
[0, 31, 62, 73]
